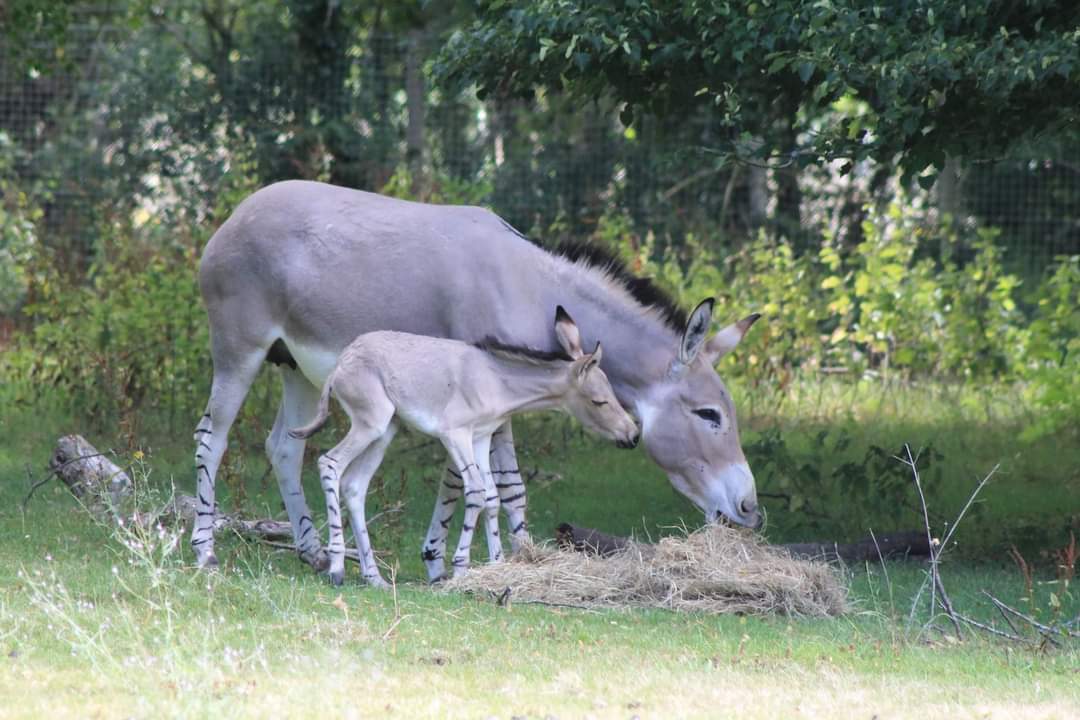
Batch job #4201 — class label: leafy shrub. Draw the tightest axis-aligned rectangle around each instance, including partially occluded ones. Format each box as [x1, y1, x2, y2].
[1019, 255, 1080, 440]
[0, 133, 40, 316]
[597, 201, 1033, 381]
[3, 233, 209, 438]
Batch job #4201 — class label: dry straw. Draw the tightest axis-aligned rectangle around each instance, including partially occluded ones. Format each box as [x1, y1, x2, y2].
[443, 525, 849, 617]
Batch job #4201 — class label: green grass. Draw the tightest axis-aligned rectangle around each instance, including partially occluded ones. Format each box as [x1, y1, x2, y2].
[1, 378, 1078, 718]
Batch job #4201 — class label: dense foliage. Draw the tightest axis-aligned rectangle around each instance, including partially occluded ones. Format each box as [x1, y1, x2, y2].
[439, 1, 1080, 182]
[1, 2, 1077, 449]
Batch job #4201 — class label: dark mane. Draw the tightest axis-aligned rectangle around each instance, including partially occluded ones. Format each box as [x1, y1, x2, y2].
[496, 218, 689, 333]
[552, 240, 688, 331]
[473, 337, 573, 364]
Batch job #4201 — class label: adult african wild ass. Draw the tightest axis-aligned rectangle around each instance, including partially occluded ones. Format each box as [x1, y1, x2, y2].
[192, 180, 762, 572]
[287, 309, 639, 586]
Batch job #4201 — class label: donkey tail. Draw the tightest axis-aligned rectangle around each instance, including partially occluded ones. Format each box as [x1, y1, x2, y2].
[288, 379, 333, 440]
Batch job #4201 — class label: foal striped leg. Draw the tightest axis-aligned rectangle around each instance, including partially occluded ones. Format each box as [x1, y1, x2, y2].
[318, 421, 390, 586]
[474, 434, 504, 564]
[317, 452, 348, 586]
[340, 423, 396, 588]
[490, 421, 530, 552]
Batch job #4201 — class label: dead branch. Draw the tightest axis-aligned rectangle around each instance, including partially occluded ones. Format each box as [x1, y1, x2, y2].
[983, 591, 1079, 642]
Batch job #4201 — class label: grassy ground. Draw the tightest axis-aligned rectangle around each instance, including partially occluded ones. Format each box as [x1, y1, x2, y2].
[1, 377, 1078, 718]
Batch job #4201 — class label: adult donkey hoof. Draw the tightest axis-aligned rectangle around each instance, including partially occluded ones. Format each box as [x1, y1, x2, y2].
[365, 575, 391, 590]
[299, 547, 330, 572]
[196, 553, 220, 570]
[328, 570, 345, 587]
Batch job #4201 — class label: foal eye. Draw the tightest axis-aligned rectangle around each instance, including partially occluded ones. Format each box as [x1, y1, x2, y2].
[693, 408, 722, 425]
[592, 400, 608, 407]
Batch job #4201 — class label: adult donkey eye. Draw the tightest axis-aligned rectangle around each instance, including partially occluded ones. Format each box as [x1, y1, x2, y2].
[592, 400, 608, 407]
[693, 408, 722, 425]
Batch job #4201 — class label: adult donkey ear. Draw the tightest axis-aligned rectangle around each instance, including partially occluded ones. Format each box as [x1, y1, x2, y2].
[678, 298, 715, 365]
[703, 312, 762, 365]
[554, 305, 584, 359]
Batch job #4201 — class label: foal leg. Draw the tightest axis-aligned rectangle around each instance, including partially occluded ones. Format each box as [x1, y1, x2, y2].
[421, 464, 464, 582]
[318, 419, 390, 586]
[441, 432, 487, 577]
[265, 366, 327, 570]
[473, 434, 503, 564]
[490, 421, 531, 552]
[191, 353, 263, 568]
[340, 422, 398, 588]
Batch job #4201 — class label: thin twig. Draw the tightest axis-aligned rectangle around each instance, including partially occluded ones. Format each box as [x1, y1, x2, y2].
[899, 445, 939, 627]
[934, 572, 964, 638]
[21, 464, 53, 511]
[955, 612, 1033, 644]
[939, 463, 999, 551]
[868, 527, 894, 609]
[994, 599, 1022, 637]
[984, 592, 1077, 641]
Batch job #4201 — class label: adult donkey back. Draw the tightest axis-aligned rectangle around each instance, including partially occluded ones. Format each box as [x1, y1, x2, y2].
[192, 180, 761, 569]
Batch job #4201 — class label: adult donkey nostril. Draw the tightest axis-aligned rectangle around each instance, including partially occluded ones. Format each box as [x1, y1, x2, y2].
[740, 498, 758, 517]
[630, 432, 640, 448]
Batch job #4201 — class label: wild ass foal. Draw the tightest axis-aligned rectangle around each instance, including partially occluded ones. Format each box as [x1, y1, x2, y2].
[288, 308, 638, 586]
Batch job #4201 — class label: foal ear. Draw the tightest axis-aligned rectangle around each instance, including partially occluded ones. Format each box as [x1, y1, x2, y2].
[678, 298, 715, 365]
[589, 341, 603, 368]
[554, 305, 584, 359]
[703, 312, 762, 364]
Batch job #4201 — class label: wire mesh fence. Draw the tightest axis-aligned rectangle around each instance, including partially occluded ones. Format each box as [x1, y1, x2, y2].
[3, 13, 1079, 303]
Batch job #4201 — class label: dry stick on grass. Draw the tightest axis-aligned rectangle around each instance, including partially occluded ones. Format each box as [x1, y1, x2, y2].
[983, 591, 1080, 642]
[897, 445, 999, 640]
[895, 448, 1074, 646]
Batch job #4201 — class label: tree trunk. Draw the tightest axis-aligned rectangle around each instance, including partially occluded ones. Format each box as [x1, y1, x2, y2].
[405, 27, 427, 193]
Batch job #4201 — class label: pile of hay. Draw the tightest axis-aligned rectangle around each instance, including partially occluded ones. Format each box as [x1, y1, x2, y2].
[443, 525, 848, 617]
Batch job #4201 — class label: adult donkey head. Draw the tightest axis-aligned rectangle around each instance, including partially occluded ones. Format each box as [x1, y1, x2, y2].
[636, 298, 762, 528]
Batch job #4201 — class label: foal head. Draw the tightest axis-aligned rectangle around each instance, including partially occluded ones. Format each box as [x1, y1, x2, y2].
[553, 306, 640, 449]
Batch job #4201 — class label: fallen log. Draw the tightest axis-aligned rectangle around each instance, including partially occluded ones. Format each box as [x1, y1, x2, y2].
[556, 523, 931, 563]
[781, 530, 931, 562]
[47, 434, 132, 510]
[41, 436, 393, 566]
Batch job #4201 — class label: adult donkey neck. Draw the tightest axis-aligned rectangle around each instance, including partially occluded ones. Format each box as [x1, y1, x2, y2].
[531, 245, 682, 408]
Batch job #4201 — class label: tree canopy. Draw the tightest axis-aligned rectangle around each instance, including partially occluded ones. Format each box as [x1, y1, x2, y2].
[436, 0, 1080, 183]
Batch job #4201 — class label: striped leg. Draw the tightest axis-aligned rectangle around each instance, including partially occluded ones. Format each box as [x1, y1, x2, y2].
[474, 434, 504, 564]
[191, 356, 262, 568]
[266, 367, 327, 570]
[441, 433, 486, 578]
[340, 423, 397, 588]
[422, 465, 464, 582]
[490, 421, 530, 552]
[318, 420, 391, 586]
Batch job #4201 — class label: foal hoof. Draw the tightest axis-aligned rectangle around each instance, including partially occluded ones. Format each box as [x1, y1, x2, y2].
[196, 553, 219, 570]
[365, 575, 391, 590]
[427, 573, 449, 586]
[328, 570, 345, 587]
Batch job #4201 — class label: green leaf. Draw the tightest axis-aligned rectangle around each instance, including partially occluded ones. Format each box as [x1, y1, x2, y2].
[797, 61, 815, 83]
